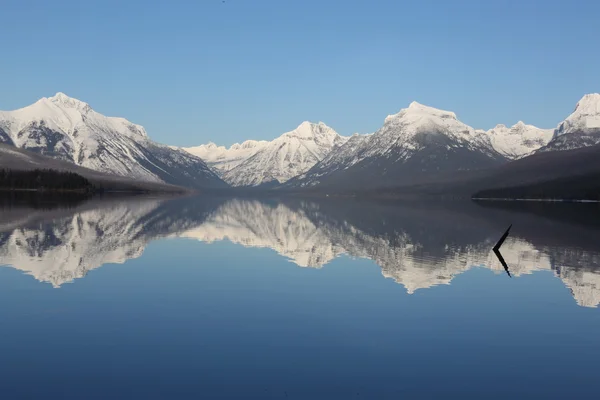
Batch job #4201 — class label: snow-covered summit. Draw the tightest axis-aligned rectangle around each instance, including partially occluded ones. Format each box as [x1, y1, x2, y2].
[184, 121, 347, 187]
[536, 93, 600, 153]
[385, 101, 458, 123]
[486, 121, 553, 159]
[47, 92, 93, 112]
[0, 92, 149, 142]
[0, 93, 225, 188]
[555, 93, 600, 135]
[285, 101, 506, 189]
[183, 139, 269, 173]
[221, 121, 347, 186]
[378, 101, 479, 145]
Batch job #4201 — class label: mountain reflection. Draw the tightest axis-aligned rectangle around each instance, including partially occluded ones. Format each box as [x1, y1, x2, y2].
[1, 196, 600, 307]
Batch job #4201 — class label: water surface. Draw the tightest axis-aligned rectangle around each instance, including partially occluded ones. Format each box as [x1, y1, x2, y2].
[1, 196, 599, 399]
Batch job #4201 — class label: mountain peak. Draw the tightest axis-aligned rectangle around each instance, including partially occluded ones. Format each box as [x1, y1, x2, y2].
[46, 92, 91, 112]
[0, 94, 224, 189]
[295, 121, 327, 131]
[386, 101, 458, 123]
[50, 92, 73, 101]
[574, 93, 600, 114]
[408, 101, 425, 108]
[552, 93, 600, 138]
[282, 121, 336, 140]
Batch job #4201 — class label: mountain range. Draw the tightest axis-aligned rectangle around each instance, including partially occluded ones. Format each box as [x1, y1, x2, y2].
[0, 93, 225, 189]
[1, 92, 599, 195]
[184, 93, 600, 193]
[284, 96, 600, 191]
[183, 121, 347, 187]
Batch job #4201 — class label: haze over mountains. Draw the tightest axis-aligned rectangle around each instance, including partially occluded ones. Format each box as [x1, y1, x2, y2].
[0, 92, 599, 194]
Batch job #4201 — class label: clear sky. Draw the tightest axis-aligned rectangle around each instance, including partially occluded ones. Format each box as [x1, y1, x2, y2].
[2, 0, 599, 146]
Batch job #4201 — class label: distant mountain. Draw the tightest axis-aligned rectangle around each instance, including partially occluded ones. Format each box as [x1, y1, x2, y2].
[183, 121, 347, 187]
[466, 94, 600, 200]
[0, 93, 226, 189]
[285, 102, 507, 190]
[183, 139, 269, 173]
[539, 93, 600, 152]
[486, 121, 553, 159]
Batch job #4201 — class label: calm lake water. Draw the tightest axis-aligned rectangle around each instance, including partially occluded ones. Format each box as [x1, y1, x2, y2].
[1, 195, 599, 399]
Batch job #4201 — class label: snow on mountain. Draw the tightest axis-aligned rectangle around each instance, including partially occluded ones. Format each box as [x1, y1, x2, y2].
[194, 121, 348, 187]
[287, 133, 371, 186]
[0, 93, 226, 189]
[486, 122, 554, 159]
[539, 93, 600, 152]
[556, 93, 600, 135]
[183, 139, 269, 172]
[286, 102, 506, 189]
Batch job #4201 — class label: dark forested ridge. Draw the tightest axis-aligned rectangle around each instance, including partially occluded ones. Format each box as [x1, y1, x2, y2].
[472, 172, 600, 201]
[0, 169, 94, 192]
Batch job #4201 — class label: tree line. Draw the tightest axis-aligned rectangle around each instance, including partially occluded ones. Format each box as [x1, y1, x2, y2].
[0, 169, 95, 191]
[473, 172, 600, 201]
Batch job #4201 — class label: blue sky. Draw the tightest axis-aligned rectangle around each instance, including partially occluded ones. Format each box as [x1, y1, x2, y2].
[2, 0, 599, 146]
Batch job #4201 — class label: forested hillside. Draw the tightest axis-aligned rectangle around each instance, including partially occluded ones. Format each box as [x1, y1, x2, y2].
[0, 169, 94, 191]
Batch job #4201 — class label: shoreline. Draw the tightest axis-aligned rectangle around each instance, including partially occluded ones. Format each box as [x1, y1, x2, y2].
[472, 197, 600, 203]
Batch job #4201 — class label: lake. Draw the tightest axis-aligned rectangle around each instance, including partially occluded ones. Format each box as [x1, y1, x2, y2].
[0, 195, 599, 399]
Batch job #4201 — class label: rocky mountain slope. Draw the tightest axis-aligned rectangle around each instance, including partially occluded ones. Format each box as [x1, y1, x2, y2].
[0, 143, 188, 192]
[0, 93, 226, 189]
[181, 97, 594, 191]
[486, 122, 553, 159]
[183, 140, 269, 173]
[184, 121, 347, 187]
[285, 102, 507, 189]
[539, 93, 600, 152]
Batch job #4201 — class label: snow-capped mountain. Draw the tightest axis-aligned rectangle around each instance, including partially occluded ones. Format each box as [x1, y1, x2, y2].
[184, 121, 347, 187]
[539, 93, 600, 152]
[0, 93, 226, 189]
[183, 140, 269, 172]
[486, 122, 554, 159]
[286, 102, 506, 189]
